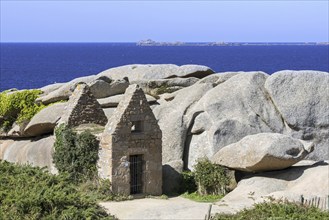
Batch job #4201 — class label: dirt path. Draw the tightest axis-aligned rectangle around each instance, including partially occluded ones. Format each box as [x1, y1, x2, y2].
[100, 196, 222, 220]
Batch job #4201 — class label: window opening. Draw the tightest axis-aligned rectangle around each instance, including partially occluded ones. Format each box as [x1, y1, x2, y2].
[131, 121, 144, 133]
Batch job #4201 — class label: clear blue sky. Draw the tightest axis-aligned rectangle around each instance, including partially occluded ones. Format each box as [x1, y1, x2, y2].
[1, 0, 328, 42]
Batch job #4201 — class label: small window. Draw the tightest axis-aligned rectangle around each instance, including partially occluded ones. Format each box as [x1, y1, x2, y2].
[131, 121, 144, 133]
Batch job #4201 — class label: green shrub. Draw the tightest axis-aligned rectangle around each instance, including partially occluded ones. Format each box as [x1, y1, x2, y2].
[213, 201, 329, 220]
[53, 124, 100, 182]
[193, 158, 230, 195]
[179, 171, 197, 194]
[0, 160, 114, 219]
[179, 159, 231, 203]
[0, 90, 45, 131]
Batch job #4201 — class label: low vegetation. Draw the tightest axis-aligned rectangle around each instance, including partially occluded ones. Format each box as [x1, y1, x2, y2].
[0, 160, 115, 219]
[180, 158, 231, 202]
[213, 201, 329, 220]
[182, 192, 224, 203]
[155, 84, 176, 95]
[53, 125, 131, 200]
[180, 159, 329, 218]
[0, 123, 133, 218]
[0, 90, 45, 131]
[53, 124, 100, 182]
[193, 158, 230, 195]
[179, 171, 197, 194]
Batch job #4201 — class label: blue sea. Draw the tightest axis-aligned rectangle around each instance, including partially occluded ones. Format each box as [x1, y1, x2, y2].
[1, 43, 328, 91]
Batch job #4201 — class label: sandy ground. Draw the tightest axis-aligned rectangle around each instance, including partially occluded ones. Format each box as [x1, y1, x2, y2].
[100, 196, 222, 220]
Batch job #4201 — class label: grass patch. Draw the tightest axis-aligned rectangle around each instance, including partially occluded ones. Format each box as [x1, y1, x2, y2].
[0, 160, 115, 219]
[182, 192, 224, 203]
[213, 201, 329, 220]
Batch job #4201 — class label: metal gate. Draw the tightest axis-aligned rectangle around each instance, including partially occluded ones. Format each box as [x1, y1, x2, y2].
[129, 155, 143, 194]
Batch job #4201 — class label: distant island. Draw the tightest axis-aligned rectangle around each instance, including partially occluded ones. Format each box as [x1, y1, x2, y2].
[136, 39, 329, 46]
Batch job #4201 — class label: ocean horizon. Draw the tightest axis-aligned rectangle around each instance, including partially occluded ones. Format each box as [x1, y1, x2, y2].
[1, 43, 328, 91]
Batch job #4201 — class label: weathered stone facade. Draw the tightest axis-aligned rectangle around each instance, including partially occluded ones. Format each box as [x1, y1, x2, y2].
[98, 84, 162, 196]
[59, 83, 108, 127]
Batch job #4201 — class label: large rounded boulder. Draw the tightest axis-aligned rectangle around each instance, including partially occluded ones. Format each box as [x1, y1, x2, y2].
[153, 71, 285, 192]
[211, 133, 314, 172]
[0, 136, 57, 174]
[215, 161, 329, 213]
[36, 75, 97, 104]
[184, 72, 284, 169]
[24, 102, 66, 137]
[97, 64, 214, 81]
[153, 82, 215, 193]
[88, 76, 129, 99]
[265, 70, 329, 160]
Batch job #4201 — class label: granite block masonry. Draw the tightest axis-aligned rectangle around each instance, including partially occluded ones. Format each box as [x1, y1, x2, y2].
[58, 83, 108, 127]
[98, 84, 162, 196]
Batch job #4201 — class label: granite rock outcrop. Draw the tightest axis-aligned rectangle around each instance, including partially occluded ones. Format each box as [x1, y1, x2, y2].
[0, 65, 328, 198]
[88, 76, 129, 99]
[24, 102, 66, 137]
[36, 75, 97, 104]
[211, 133, 314, 172]
[265, 70, 329, 160]
[98, 64, 214, 81]
[215, 161, 329, 213]
[0, 136, 57, 174]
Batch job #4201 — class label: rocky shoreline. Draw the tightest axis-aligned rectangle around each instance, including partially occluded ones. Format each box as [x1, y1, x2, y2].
[0, 64, 328, 212]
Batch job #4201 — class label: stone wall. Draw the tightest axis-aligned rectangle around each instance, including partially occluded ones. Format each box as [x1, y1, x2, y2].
[99, 84, 162, 195]
[59, 83, 108, 127]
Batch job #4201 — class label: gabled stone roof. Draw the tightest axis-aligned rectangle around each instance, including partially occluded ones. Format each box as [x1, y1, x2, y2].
[59, 83, 108, 127]
[104, 84, 157, 136]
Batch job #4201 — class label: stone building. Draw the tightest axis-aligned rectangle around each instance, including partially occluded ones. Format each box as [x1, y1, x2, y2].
[98, 84, 162, 195]
[59, 83, 108, 127]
